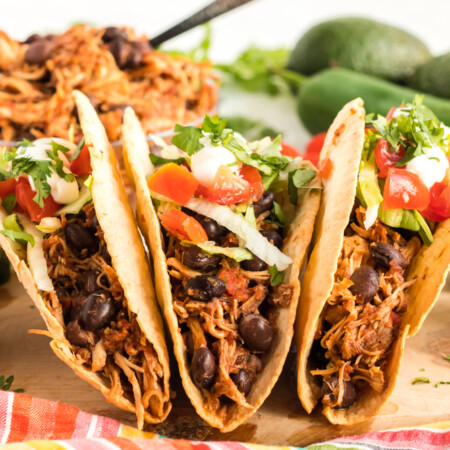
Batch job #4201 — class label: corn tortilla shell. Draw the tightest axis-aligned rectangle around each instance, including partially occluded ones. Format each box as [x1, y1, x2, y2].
[0, 91, 172, 425]
[122, 106, 321, 432]
[296, 98, 450, 425]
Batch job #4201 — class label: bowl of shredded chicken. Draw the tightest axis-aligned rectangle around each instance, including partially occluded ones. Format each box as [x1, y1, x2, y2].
[0, 25, 218, 144]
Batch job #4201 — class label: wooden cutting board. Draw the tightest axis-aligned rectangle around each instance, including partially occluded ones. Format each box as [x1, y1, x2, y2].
[1, 275, 449, 446]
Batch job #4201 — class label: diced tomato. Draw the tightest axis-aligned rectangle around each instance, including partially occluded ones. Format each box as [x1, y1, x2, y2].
[158, 209, 207, 243]
[383, 168, 430, 211]
[317, 157, 333, 179]
[374, 139, 406, 178]
[148, 163, 198, 206]
[196, 165, 251, 205]
[304, 132, 327, 167]
[386, 107, 397, 121]
[280, 142, 301, 158]
[239, 165, 264, 202]
[15, 178, 60, 222]
[421, 182, 450, 221]
[0, 178, 17, 199]
[69, 145, 92, 176]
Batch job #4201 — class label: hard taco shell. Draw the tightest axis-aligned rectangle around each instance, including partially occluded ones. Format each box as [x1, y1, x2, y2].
[295, 98, 450, 425]
[0, 90, 172, 427]
[122, 107, 321, 431]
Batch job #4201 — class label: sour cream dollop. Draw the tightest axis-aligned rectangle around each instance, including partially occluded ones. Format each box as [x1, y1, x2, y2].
[190, 142, 239, 187]
[17, 138, 80, 204]
[406, 146, 449, 189]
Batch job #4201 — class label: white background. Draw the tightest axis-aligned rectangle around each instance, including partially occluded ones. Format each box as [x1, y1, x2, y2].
[2, 0, 449, 149]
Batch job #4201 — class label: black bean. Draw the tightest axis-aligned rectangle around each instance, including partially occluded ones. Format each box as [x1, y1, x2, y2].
[182, 247, 220, 271]
[108, 36, 126, 67]
[260, 229, 283, 249]
[239, 314, 273, 352]
[194, 215, 227, 242]
[102, 27, 128, 43]
[64, 223, 99, 256]
[80, 291, 115, 331]
[240, 254, 267, 271]
[25, 39, 53, 65]
[349, 266, 379, 302]
[184, 275, 226, 302]
[84, 270, 101, 294]
[23, 33, 42, 44]
[90, 211, 99, 230]
[322, 375, 357, 408]
[191, 347, 216, 389]
[247, 354, 263, 373]
[123, 42, 144, 69]
[66, 320, 94, 347]
[107, 103, 130, 117]
[231, 369, 254, 395]
[70, 295, 87, 322]
[102, 245, 112, 265]
[370, 242, 406, 271]
[253, 192, 275, 217]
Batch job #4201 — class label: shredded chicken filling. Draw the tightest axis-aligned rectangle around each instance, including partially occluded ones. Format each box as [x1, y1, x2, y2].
[166, 205, 293, 417]
[310, 206, 420, 408]
[42, 203, 165, 427]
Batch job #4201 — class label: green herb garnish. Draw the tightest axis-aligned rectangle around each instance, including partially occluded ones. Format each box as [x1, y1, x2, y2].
[70, 137, 85, 161]
[0, 375, 24, 393]
[171, 125, 203, 155]
[435, 381, 450, 388]
[288, 168, 319, 205]
[1, 193, 16, 214]
[269, 264, 285, 286]
[412, 377, 430, 385]
[149, 154, 186, 166]
[0, 214, 35, 247]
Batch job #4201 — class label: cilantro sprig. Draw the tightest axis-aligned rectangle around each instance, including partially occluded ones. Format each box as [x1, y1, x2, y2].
[0, 141, 74, 208]
[365, 95, 448, 167]
[0, 375, 24, 393]
[269, 264, 285, 286]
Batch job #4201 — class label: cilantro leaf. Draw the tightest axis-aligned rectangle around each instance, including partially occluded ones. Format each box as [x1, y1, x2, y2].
[288, 168, 318, 205]
[70, 137, 85, 161]
[48, 142, 75, 183]
[216, 46, 305, 96]
[0, 374, 23, 393]
[149, 154, 185, 166]
[269, 264, 285, 286]
[171, 125, 203, 155]
[412, 377, 430, 385]
[202, 115, 227, 141]
[1, 193, 16, 214]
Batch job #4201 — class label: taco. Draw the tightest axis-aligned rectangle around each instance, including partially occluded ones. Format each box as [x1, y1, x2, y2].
[0, 90, 171, 429]
[296, 97, 450, 425]
[122, 110, 321, 431]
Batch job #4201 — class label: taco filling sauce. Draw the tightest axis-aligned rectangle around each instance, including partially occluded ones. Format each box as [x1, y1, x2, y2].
[0, 138, 166, 426]
[147, 116, 317, 415]
[310, 98, 450, 410]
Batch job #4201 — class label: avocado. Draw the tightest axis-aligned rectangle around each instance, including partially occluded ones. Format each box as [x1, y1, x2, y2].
[408, 53, 450, 99]
[288, 17, 431, 82]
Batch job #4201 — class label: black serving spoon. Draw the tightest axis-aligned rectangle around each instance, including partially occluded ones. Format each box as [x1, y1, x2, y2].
[150, 0, 255, 48]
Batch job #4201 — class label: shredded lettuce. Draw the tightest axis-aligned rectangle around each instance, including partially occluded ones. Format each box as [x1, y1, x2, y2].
[194, 242, 252, 262]
[185, 197, 292, 271]
[56, 184, 92, 216]
[0, 214, 35, 247]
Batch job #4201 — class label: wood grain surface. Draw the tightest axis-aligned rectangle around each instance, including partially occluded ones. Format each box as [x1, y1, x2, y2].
[1, 275, 449, 446]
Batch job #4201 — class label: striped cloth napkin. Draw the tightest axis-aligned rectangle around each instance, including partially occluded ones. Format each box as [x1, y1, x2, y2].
[0, 391, 449, 449]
